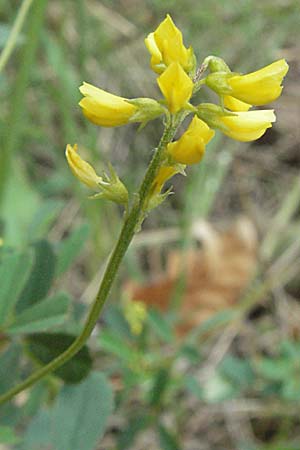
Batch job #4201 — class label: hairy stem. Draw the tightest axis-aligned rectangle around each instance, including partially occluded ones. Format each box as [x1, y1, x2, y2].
[0, 119, 178, 406]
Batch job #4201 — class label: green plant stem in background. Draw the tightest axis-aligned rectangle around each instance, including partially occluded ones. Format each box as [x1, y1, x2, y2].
[0, 0, 34, 74]
[0, 0, 48, 205]
[0, 120, 178, 406]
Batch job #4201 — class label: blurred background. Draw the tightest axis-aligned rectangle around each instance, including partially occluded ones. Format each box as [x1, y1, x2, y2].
[1, 1, 300, 449]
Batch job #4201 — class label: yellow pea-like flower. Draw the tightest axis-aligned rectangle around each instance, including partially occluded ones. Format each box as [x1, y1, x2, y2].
[223, 95, 251, 112]
[220, 110, 276, 142]
[79, 82, 137, 127]
[227, 59, 289, 106]
[228, 59, 288, 105]
[65, 144, 101, 189]
[167, 116, 215, 164]
[145, 14, 195, 74]
[157, 62, 193, 113]
[153, 165, 179, 193]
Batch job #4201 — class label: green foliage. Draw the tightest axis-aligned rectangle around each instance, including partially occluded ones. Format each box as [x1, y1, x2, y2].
[21, 372, 113, 450]
[26, 332, 92, 384]
[0, 247, 34, 326]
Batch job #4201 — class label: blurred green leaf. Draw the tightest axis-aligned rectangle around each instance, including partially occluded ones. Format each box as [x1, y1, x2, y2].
[148, 367, 170, 407]
[27, 199, 63, 240]
[99, 329, 141, 365]
[21, 410, 51, 450]
[220, 355, 254, 388]
[0, 344, 21, 395]
[26, 332, 92, 384]
[147, 308, 174, 343]
[104, 305, 131, 339]
[17, 240, 56, 312]
[158, 424, 182, 450]
[50, 372, 113, 450]
[7, 292, 70, 334]
[55, 223, 90, 276]
[184, 375, 204, 399]
[0, 248, 34, 326]
[117, 415, 152, 450]
[0, 426, 21, 445]
[254, 357, 293, 381]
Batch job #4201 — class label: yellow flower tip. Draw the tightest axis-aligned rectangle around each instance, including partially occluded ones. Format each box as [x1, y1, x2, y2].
[157, 62, 193, 113]
[221, 110, 276, 142]
[228, 59, 289, 106]
[167, 116, 215, 165]
[223, 95, 252, 112]
[65, 144, 101, 189]
[145, 14, 194, 73]
[79, 82, 137, 127]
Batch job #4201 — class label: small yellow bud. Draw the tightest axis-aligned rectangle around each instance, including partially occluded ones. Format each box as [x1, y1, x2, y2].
[157, 62, 193, 113]
[145, 164, 183, 212]
[145, 14, 195, 74]
[65, 145, 128, 205]
[152, 166, 179, 194]
[65, 144, 101, 189]
[220, 110, 276, 142]
[79, 82, 137, 127]
[167, 116, 215, 164]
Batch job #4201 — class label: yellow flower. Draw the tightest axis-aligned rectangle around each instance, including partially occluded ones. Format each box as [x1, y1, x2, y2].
[157, 62, 193, 113]
[207, 59, 288, 107]
[152, 165, 179, 194]
[145, 14, 195, 74]
[79, 82, 137, 127]
[65, 144, 101, 189]
[123, 299, 147, 336]
[220, 110, 276, 142]
[66, 144, 128, 204]
[223, 95, 251, 112]
[167, 116, 215, 164]
[227, 59, 288, 105]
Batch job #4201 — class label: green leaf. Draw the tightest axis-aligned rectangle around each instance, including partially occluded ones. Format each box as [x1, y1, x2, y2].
[254, 357, 293, 381]
[1, 161, 40, 246]
[55, 223, 90, 276]
[99, 329, 141, 365]
[147, 308, 174, 343]
[184, 375, 204, 399]
[147, 368, 170, 407]
[158, 425, 182, 450]
[0, 344, 21, 395]
[50, 372, 113, 450]
[0, 248, 34, 326]
[7, 292, 70, 335]
[25, 332, 92, 384]
[27, 199, 63, 240]
[17, 240, 56, 312]
[0, 426, 21, 445]
[220, 355, 254, 387]
[21, 410, 51, 450]
[117, 415, 152, 450]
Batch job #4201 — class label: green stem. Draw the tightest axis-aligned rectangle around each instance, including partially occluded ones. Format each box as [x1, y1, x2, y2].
[0, 120, 178, 406]
[0, 0, 34, 74]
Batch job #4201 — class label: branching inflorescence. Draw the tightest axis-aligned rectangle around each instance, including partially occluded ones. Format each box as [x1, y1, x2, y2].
[0, 14, 288, 406]
[67, 14, 288, 218]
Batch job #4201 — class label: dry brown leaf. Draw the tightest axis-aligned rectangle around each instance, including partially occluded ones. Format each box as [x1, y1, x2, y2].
[126, 217, 258, 335]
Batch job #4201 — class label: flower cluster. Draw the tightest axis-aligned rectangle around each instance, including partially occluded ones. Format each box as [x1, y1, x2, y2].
[66, 14, 288, 210]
